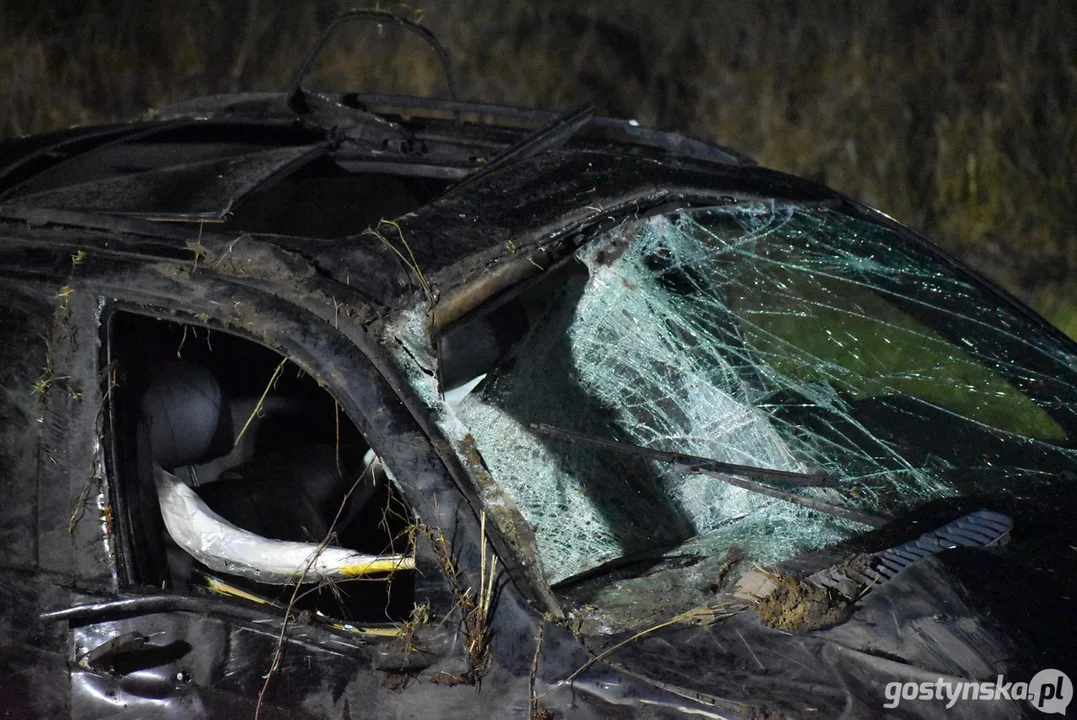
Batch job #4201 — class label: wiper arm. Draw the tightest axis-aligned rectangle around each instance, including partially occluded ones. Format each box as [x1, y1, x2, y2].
[532, 423, 832, 486]
[531, 423, 889, 528]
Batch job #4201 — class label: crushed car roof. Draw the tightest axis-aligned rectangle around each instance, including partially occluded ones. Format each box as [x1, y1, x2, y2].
[0, 99, 838, 316]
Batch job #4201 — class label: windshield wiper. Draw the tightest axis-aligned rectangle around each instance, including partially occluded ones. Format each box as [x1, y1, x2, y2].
[531, 423, 890, 528]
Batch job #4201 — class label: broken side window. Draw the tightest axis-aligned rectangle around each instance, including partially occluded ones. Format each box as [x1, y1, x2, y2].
[107, 312, 415, 626]
[422, 202, 1077, 600]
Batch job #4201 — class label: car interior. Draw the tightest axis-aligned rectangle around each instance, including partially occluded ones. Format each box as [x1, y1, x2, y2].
[107, 311, 415, 624]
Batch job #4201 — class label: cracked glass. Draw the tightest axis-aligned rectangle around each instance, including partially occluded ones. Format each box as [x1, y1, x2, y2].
[426, 202, 1077, 591]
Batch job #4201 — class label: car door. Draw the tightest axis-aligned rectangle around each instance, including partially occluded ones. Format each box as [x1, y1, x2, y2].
[0, 274, 86, 718]
[29, 251, 481, 718]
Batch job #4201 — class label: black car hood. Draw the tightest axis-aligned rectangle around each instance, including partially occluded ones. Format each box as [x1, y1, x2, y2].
[580, 555, 1026, 719]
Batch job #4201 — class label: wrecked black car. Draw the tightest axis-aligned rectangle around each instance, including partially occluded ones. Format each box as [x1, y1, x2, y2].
[1, 13, 1076, 720]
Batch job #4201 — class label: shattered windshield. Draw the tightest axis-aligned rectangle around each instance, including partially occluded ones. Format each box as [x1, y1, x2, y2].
[412, 202, 1077, 594]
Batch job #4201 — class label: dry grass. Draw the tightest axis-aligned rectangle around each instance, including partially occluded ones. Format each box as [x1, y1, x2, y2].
[416, 509, 498, 685]
[2, 0, 1075, 334]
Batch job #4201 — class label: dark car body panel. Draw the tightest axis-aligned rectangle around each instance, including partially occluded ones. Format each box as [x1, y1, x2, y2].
[1, 88, 1074, 719]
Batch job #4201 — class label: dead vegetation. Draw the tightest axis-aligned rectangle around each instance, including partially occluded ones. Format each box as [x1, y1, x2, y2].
[362, 219, 434, 306]
[415, 508, 498, 686]
[709, 544, 746, 593]
[254, 461, 378, 719]
[751, 571, 853, 633]
[247, 365, 416, 717]
[515, 602, 740, 713]
[742, 555, 876, 633]
[32, 336, 80, 402]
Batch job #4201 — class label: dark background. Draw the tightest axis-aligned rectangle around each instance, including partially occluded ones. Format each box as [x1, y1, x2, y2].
[2, 0, 1074, 335]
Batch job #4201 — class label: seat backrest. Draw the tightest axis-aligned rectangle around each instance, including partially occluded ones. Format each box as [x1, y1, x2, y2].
[139, 360, 232, 471]
[130, 360, 231, 588]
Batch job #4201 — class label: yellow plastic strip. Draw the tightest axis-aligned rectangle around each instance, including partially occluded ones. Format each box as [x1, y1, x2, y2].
[338, 556, 417, 577]
[204, 576, 274, 605]
[328, 623, 404, 637]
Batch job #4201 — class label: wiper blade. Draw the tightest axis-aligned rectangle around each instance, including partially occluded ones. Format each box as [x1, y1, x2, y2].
[533, 423, 833, 486]
[532, 423, 890, 528]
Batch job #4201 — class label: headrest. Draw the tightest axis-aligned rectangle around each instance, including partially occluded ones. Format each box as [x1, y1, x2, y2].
[139, 361, 232, 470]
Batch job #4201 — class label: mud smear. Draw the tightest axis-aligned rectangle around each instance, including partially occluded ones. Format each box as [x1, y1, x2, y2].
[753, 572, 853, 632]
[753, 553, 878, 632]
